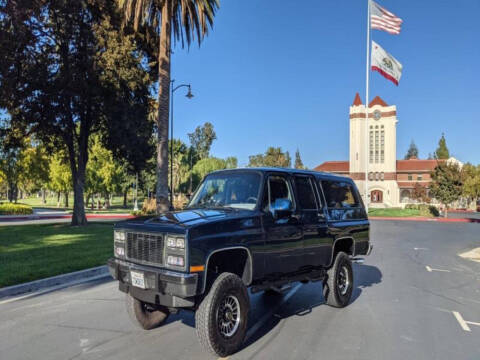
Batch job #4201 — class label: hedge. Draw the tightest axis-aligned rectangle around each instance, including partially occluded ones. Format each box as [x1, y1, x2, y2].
[0, 203, 34, 215]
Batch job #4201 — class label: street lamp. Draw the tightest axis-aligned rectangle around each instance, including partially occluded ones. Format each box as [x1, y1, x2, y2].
[170, 80, 194, 210]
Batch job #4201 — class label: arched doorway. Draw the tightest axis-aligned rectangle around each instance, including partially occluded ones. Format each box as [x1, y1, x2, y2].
[400, 189, 410, 203]
[371, 190, 383, 203]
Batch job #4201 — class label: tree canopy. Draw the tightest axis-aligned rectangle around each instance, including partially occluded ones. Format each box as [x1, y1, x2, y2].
[0, 0, 154, 224]
[188, 122, 217, 160]
[429, 162, 462, 216]
[404, 140, 419, 160]
[248, 147, 291, 168]
[294, 149, 305, 169]
[434, 134, 450, 159]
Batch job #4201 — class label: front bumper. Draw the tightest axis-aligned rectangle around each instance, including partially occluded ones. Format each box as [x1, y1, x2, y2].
[107, 258, 198, 308]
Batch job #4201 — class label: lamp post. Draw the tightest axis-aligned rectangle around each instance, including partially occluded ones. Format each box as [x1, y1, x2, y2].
[170, 80, 194, 210]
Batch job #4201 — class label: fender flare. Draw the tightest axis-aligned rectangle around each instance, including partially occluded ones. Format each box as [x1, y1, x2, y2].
[201, 246, 253, 294]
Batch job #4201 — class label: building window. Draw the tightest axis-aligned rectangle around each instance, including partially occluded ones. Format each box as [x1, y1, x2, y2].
[418, 175, 422, 181]
[408, 174, 413, 181]
[369, 126, 385, 164]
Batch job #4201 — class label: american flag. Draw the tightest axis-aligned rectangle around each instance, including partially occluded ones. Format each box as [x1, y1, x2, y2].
[370, 0, 403, 35]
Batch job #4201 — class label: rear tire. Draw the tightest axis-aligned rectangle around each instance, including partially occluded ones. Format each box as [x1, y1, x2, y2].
[323, 252, 353, 308]
[125, 293, 169, 330]
[195, 272, 249, 357]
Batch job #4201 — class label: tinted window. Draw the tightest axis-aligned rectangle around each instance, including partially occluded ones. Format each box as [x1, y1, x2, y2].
[294, 176, 317, 210]
[321, 181, 359, 208]
[267, 176, 294, 210]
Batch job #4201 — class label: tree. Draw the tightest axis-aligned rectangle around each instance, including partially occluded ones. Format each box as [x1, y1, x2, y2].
[48, 153, 72, 208]
[294, 148, 305, 169]
[462, 163, 480, 209]
[411, 183, 428, 203]
[248, 147, 292, 168]
[17, 141, 50, 200]
[404, 140, 419, 160]
[188, 122, 217, 160]
[429, 162, 462, 217]
[118, 0, 220, 213]
[0, 1, 153, 225]
[189, 156, 237, 191]
[434, 134, 450, 159]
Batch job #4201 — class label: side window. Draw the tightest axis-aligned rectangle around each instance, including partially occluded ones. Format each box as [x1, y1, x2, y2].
[294, 176, 317, 210]
[321, 180, 359, 208]
[267, 176, 294, 210]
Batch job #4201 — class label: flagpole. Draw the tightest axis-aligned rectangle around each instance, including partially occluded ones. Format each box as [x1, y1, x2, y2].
[364, 0, 371, 211]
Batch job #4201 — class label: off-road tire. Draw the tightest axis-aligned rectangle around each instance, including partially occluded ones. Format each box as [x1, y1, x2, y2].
[195, 272, 249, 357]
[323, 251, 353, 308]
[125, 293, 169, 330]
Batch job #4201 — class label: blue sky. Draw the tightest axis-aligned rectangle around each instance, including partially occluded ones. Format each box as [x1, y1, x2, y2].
[170, 0, 480, 168]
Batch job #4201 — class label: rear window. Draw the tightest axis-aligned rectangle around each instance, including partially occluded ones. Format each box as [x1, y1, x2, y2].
[321, 181, 359, 208]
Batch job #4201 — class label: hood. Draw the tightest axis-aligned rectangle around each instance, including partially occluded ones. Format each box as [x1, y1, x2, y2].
[116, 208, 252, 231]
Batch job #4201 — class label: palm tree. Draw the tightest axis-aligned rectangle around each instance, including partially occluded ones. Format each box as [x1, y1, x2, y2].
[118, 0, 220, 212]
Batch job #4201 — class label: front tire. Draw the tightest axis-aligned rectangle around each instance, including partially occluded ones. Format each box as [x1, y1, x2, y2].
[125, 293, 169, 330]
[195, 272, 249, 357]
[323, 252, 353, 308]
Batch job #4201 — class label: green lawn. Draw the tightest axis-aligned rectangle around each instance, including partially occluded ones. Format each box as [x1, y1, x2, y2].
[368, 208, 421, 217]
[0, 223, 114, 288]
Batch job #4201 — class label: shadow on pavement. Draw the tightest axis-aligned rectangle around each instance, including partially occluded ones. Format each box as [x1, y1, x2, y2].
[242, 264, 382, 352]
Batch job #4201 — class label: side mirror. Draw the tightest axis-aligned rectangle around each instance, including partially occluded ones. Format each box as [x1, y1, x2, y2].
[271, 198, 293, 220]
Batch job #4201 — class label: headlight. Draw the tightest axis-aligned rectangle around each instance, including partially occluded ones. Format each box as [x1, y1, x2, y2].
[166, 235, 185, 249]
[114, 243, 125, 257]
[167, 255, 185, 267]
[114, 231, 126, 259]
[114, 231, 126, 241]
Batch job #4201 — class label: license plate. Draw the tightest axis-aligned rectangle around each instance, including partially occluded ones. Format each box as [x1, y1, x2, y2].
[130, 271, 145, 289]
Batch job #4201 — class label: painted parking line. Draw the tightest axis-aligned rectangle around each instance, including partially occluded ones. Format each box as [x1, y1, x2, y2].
[425, 265, 450, 273]
[414, 247, 429, 250]
[452, 311, 480, 332]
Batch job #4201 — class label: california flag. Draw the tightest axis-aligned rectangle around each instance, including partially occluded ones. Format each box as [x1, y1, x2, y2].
[371, 41, 403, 85]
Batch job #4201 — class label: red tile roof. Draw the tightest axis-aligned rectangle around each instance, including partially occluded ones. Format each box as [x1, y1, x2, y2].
[353, 93, 363, 106]
[396, 159, 443, 171]
[314, 161, 349, 172]
[369, 96, 388, 107]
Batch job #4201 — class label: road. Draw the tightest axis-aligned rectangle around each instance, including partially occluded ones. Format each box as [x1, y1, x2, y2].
[1, 220, 479, 360]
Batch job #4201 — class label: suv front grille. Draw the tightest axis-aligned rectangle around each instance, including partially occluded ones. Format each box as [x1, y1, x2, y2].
[126, 232, 164, 266]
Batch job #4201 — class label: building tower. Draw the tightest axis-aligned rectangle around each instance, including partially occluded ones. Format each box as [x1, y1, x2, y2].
[349, 93, 399, 207]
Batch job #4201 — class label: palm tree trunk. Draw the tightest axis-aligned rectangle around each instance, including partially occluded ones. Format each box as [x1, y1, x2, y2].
[155, 1, 173, 214]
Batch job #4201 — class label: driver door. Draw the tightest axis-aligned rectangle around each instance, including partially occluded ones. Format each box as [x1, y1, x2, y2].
[262, 174, 303, 276]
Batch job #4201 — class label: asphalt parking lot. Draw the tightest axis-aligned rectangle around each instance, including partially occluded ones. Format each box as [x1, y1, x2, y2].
[1, 220, 479, 360]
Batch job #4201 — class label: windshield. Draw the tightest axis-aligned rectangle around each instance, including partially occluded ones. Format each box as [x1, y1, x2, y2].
[188, 172, 261, 210]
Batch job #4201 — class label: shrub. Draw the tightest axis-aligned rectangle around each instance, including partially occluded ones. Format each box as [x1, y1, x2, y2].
[0, 202, 34, 215]
[405, 204, 419, 210]
[417, 204, 440, 217]
[141, 198, 157, 214]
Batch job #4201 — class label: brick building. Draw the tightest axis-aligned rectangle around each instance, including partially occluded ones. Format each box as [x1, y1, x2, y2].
[314, 94, 461, 207]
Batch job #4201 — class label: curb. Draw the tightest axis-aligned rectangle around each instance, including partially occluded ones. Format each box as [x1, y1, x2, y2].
[370, 216, 480, 223]
[0, 214, 135, 222]
[0, 265, 111, 300]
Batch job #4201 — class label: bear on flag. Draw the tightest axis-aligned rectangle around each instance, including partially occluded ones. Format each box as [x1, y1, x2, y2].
[371, 41, 403, 86]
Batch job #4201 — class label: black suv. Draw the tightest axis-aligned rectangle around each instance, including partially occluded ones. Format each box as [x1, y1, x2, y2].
[108, 168, 371, 357]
